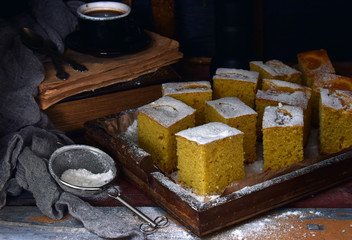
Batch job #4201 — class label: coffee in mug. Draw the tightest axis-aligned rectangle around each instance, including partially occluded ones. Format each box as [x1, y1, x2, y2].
[83, 9, 126, 18]
[77, 1, 131, 49]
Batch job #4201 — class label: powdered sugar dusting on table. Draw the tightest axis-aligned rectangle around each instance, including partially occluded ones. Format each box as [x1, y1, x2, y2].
[229, 210, 303, 240]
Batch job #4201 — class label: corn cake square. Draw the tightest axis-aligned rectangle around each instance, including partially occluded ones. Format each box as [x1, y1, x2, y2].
[319, 88, 352, 154]
[255, 88, 310, 142]
[260, 79, 312, 143]
[205, 97, 257, 163]
[297, 49, 335, 87]
[213, 68, 258, 108]
[176, 122, 245, 196]
[162, 81, 212, 125]
[138, 96, 196, 173]
[262, 79, 311, 93]
[311, 73, 352, 125]
[250, 60, 302, 85]
[262, 104, 304, 171]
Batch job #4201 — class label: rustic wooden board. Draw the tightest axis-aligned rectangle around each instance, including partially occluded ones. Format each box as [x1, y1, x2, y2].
[37, 31, 183, 109]
[84, 109, 352, 237]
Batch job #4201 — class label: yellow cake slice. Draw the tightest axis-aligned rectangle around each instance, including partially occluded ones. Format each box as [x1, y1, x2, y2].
[319, 88, 352, 154]
[162, 81, 212, 125]
[261, 79, 312, 142]
[310, 73, 352, 125]
[212, 68, 259, 108]
[297, 49, 335, 87]
[262, 104, 304, 171]
[250, 60, 302, 85]
[138, 96, 196, 173]
[205, 97, 257, 163]
[262, 78, 312, 94]
[255, 88, 310, 143]
[176, 122, 245, 196]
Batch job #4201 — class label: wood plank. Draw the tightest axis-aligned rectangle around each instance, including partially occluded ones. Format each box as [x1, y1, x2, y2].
[45, 84, 161, 132]
[2, 206, 352, 239]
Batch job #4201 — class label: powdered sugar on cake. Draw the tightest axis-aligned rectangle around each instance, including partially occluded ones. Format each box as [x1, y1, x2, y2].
[162, 81, 212, 95]
[251, 60, 300, 76]
[139, 96, 196, 128]
[175, 122, 243, 145]
[321, 88, 352, 110]
[263, 79, 306, 90]
[256, 89, 309, 109]
[214, 68, 259, 83]
[263, 104, 304, 128]
[207, 97, 257, 118]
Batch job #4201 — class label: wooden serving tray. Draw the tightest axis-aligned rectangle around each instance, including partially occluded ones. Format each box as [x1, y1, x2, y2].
[84, 109, 352, 237]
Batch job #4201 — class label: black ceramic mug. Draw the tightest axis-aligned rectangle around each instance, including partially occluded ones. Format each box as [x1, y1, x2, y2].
[77, 1, 131, 49]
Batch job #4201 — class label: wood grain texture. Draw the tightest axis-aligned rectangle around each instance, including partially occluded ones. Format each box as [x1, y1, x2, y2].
[37, 31, 183, 109]
[45, 84, 161, 132]
[2, 206, 352, 239]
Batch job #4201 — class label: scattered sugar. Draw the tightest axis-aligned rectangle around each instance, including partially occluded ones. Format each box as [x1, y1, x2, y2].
[119, 134, 151, 160]
[206, 97, 257, 118]
[151, 172, 219, 210]
[175, 122, 243, 145]
[121, 120, 138, 144]
[245, 159, 263, 176]
[229, 210, 303, 240]
[60, 169, 114, 187]
[276, 210, 302, 218]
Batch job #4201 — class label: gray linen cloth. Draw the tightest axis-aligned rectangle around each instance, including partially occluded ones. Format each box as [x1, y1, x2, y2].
[0, 0, 145, 239]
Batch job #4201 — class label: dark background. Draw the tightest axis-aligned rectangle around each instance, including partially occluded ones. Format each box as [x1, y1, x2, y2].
[170, 0, 352, 63]
[2, 0, 352, 63]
